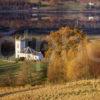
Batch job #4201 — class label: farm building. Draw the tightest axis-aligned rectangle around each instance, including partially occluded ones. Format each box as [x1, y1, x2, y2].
[15, 37, 44, 61]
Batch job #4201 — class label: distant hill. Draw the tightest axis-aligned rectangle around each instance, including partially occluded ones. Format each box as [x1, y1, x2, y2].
[0, 0, 32, 10]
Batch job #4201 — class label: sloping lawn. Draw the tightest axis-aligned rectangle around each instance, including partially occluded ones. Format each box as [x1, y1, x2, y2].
[0, 60, 20, 75]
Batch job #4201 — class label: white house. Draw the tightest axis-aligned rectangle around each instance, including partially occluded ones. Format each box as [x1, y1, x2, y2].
[15, 37, 43, 61]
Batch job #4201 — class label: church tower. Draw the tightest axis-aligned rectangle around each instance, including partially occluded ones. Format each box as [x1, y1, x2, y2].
[15, 37, 26, 58]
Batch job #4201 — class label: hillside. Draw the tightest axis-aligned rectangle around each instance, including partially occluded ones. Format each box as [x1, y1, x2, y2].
[0, 79, 100, 100]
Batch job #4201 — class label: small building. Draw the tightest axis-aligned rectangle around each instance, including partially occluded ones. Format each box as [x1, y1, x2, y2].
[88, 2, 95, 6]
[79, 0, 99, 6]
[15, 37, 43, 61]
[88, 16, 94, 21]
[79, 0, 98, 3]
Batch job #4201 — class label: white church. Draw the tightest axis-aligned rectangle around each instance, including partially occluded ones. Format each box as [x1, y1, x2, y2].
[15, 37, 44, 61]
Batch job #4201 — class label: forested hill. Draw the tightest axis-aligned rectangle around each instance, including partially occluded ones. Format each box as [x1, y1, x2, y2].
[0, 0, 32, 9]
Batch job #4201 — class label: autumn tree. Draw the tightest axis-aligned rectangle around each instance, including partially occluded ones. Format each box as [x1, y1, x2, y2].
[46, 27, 87, 82]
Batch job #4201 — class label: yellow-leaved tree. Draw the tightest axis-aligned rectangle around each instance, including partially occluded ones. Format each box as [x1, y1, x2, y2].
[46, 27, 89, 82]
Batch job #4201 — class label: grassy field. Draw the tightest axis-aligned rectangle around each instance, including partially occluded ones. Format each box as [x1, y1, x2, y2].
[0, 60, 20, 75]
[0, 60, 47, 76]
[0, 59, 47, 86]
[0, 79, 100, 100]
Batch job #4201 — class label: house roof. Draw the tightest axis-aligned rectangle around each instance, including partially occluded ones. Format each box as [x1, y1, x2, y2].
[21, 47, 42, 55]
[21, 47, 34, 54]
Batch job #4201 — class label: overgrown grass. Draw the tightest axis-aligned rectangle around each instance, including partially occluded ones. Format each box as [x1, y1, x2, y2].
[0, 60, 48, 86]
[0, 60, 20, 75]
[0, 79, 100, 100]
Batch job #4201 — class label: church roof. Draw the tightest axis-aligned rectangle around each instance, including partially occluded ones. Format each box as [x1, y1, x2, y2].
[21, 47, 35, 54]
[21, 47, 42, 55]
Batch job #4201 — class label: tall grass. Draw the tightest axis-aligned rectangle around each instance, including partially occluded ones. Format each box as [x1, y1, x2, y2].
[16, 61, 47, 86]
[1, 79, 100, 100]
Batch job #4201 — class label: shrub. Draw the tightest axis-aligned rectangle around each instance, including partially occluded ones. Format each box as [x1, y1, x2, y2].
[19, 57, 25, 61]
[67, 59, 90, 81]
[48, 52, 65, 83]
[66, 41, 91, 80]
[0, 72, 16, 86]
[16, 61, 47, 86]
